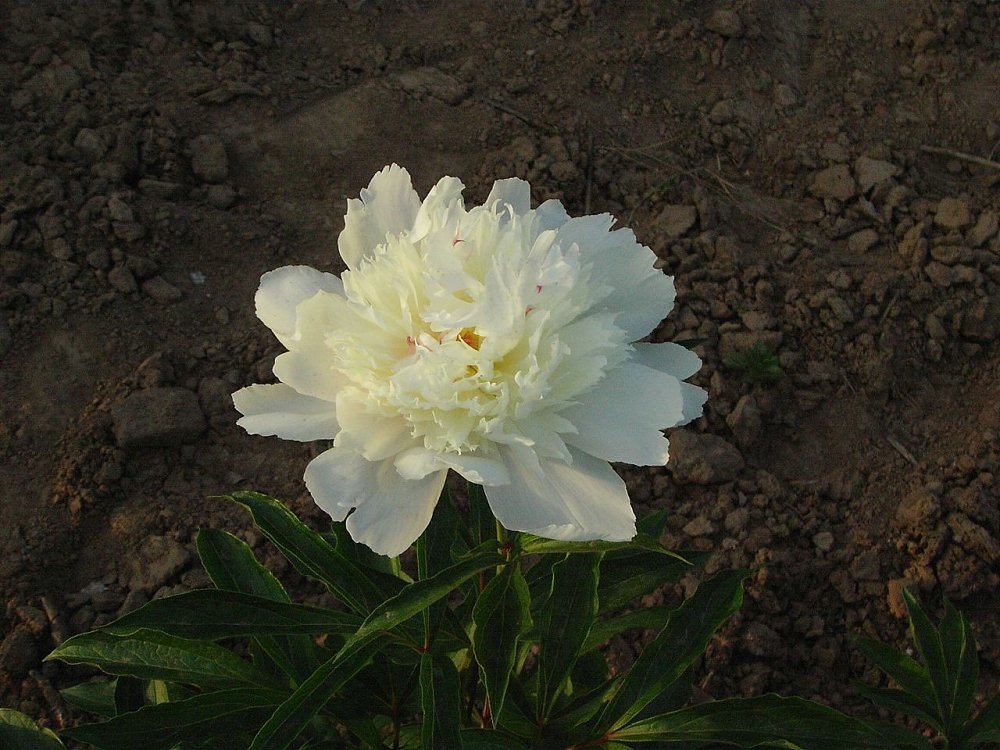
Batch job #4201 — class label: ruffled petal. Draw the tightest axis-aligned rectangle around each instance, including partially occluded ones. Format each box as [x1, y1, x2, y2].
[560, 361, 692, 465]
[393, 446, 509, 485]
[631, 342, 703, 380]
[338, 164, 422, 269]
[233, 383, 338, 441]
[334, 391, 416, 461]
[485, 446, 635, 541]
[412, 175, 465, 241]
[304, 448, 446, 556]
[485, 177, 531, 218]
[255, 266, 344, 347]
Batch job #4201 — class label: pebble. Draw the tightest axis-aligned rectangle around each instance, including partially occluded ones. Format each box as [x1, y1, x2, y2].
[0, 220, 17, 247]
[189, 134, 229, 183]
[849, 549, 881, 581]
[705, 9, 743, 38]
[934, 197, 972, 230]
[129, 535, 192, 593]
[0, 628, 40, 678]
[113, 221, 147, 242]
[106, 196, 134, 223]
[810, 164, 856, 201]
[894, 486, 939, 530]
[812, 531, 834, 552]
[107, 265, 138, 293]
[206, 184, 237, 209]
[853, 156, 900, 193]
[967, 209, 998, 247]
[668, 431, 745, 484]
[708, 99, 736, 125]
[743, 622, 782, 658]
[847, 228, 878, 253]
[142, 276, 182, 302]
[73, 128, 106, 162]
[724, 507, 750, 534]
[682, 515, 715, 537]
[726, 394, 762, 448]
[138, 178, 183, 200]
[924, 261, 954, 287]
[112, 387, 206, 449]
[960, 296, 1000, 341]
[826, 295, 854, 323]
[395, 67, 470, 105]
[658, 204, 698, 238]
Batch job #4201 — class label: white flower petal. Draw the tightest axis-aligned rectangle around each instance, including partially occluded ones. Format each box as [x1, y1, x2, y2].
[679, 381, 709, 425]
[485, 446, 635, 541]
[232, 383, 338, 441]
[485, 177, 531, 218]
[533, 199, 570, 233]
[632, 342, 703, 380]
[561, 361, 694, 465]
[272, 350, 343, 403]
[393, 447, 510, 485]
[334, 392, 416, 461]
[255, 266, 344, 347]
[338, 164, 421, 269]
[412, 175, 465, 241]
[304, 447, 447, 556]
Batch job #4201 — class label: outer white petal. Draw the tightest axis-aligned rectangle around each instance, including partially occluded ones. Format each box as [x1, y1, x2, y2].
[304, 448, 446, 556]
[485, 446, 636, 541]
[338, 164, 421, 269]
[233, 383, 338, 441]
[678, 381, 708, 425]
[485, 177, 531, 218]
[255, 266, 344, 347]
[272, 350, 344, 403]
[334, 392, 416, 461]
[393, 447, 509, 485]
[412, 175, 465, 241]
[632, 342, 703, 380]
[560, 361, 690, 465]
[533, 198, 570, 233]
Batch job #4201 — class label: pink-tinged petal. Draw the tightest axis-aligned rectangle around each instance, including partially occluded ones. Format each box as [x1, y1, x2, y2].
[338, 164, 421, 269]
[255, 266, 344, 347]
[485, 177, 531, 218]
[631, 342, 703, 380]
[304, 448, 446, 556]
[233, 383, 338, 442]
[485, 446, 636, 541]
[393, 447, 509, 485]
[560, 361, 697, 466]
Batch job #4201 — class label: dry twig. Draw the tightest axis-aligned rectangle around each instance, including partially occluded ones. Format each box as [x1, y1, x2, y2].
[919, 144, 1000, 171]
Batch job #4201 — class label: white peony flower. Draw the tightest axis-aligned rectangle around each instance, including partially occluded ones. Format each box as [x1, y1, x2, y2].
[233, 165, 707, 556]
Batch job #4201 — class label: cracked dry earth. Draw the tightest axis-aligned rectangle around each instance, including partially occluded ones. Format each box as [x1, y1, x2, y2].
[1, 0, 998, 739]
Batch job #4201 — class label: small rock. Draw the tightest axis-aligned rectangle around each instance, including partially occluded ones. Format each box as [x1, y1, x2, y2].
[773, 83, 797, 108]
[668, 431, 745, 485]
[0, 220, 18, 247]
[934, 197, 973, 230]
[130, 535, 192, 593]
[724, 507, 749, 534]
[106, 196, 134, 223]
[812, 531, 834, 552]
[395, 67, 470, 105]
[658, 204, 698, 238]
[886, 578, 912, 619]
[726, 394, 762, 448]
[197, 377, 235, 416]
[107, 265, 138, 294]
[743, 622, 782, 658]
[826, 295, 854, 323]
[924, 261, 954, 287]
[946, 512, 1000, 560]
[119, 589, 148, 615]
[708, 99, 736, 125]
[142, 276, 182, 303]
[73, 128, 106, 162]
[683, 515, 715, 537]
[895, 486, 939, 530]
[138, 178, 183, 200]
[205, 184, 237, 209]
[849, 549, 881, 581]
[112, 387, 206, 449]
[960, 296, 1000, 341]
[705, 9, 743, 37]
[853, 156, 901, 193]
[967, 210, 998, 247]
[113, 221, 147, 242]
[86, 247, 110, 270]
[810, 164, 856, 201]
[91, 589, 125, 613]
[0, 628, 40, 678]
[847, 228, 879, 253]
[189, 134, 229, 183]
[246, 21, 273, 47]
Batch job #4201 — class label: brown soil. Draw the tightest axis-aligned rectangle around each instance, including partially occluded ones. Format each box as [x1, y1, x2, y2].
[1, 0, 998, 734]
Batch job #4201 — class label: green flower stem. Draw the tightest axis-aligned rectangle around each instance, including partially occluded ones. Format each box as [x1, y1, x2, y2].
[496, 519, 511, 572]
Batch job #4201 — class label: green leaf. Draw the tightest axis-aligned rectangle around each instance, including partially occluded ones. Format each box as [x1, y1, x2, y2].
[62, 688, 283, 750]
[250, 544, 502, 750]
[48, 628, 268, 688]
[595, 569, 746, 733]
[418, 489, 461, 648]
[613, 695, 931, 748]
[583, 605, 674, 652]
[230, 491, 401, 613]
[460, 729, 531, 749]
[101, 589, 361, 640]
[420, 651, 463, 750]
[854, 636, 936, 707]
[940, 598, 979, 734]
[852, 683, 943, 732]
[904, 590, 953, 725]
[0, 709, 65, 750]
[60, 679, 117, 717]
[536, 553, 600, 720]
[598, 550, 710, 612]
[472, 562, 532, 727]
[198, 528, 326, 683]
[114, 676, 146, 715]
[520, 533, 690, 562]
